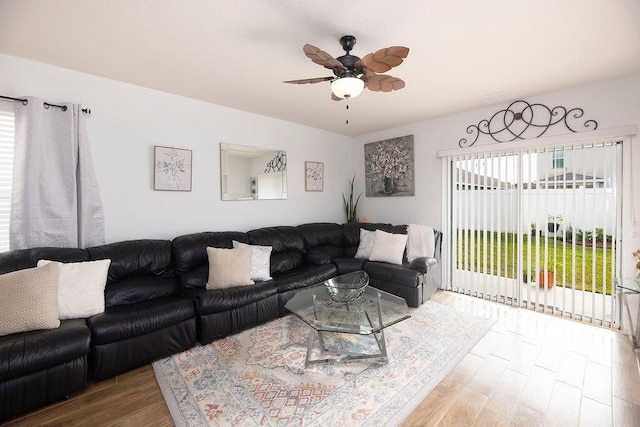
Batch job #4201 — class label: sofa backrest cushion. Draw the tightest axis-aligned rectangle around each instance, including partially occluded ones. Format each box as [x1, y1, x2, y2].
[172, 231, 249, 288]
[88, 239, 177, 307]
[0, 247, 89, 275]
[248, 226, 304, 275]
[297, 222, 345, 265]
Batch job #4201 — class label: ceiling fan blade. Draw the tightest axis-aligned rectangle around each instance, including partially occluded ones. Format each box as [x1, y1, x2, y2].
[362, 69, 376, 78]
[303, 44, 347, 70]
[365, 75, 406, 92]
[331, 93, 343, 101]
[283, 77, 333, 84]
[359, 46, 409, 74]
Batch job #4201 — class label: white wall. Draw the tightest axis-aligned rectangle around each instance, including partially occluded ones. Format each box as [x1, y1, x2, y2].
[354, 74, 640, 276]
[0, 54, 354, 243]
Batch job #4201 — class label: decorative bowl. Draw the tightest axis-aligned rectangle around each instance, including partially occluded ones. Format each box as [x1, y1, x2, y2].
[324, 271, 369, 304]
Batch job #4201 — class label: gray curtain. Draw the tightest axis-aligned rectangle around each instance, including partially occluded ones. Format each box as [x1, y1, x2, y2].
[9, 97, 105, 249]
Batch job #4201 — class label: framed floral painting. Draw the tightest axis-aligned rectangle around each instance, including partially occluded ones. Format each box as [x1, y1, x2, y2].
[364, 135, 414, 197]
[154, 146, 192, 191]
[305, 161, 324, 191]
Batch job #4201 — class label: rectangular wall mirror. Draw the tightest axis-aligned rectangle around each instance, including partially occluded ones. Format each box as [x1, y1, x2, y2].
[220, 143, 287, 200]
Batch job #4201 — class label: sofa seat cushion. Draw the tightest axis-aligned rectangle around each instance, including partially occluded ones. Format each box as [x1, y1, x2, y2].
[0, 319, 90, 381]
[270, 264, 337, 294]
[364, 261, 420, 288]
[182, 282, 277, 315]
[88, 297, 195, 345]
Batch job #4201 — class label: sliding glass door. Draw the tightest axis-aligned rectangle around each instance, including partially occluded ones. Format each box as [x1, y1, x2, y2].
[444, 139, 622, 327]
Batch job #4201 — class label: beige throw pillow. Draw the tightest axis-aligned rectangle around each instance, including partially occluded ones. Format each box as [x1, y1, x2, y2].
[206, 246, 254, 290]
[0, 263, 60, 336]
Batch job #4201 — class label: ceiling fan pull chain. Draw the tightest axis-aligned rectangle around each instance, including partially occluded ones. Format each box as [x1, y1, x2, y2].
[346, 103, 349, 124]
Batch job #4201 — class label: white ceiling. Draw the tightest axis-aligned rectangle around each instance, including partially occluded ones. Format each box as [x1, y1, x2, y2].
[1, 0, 639, 137]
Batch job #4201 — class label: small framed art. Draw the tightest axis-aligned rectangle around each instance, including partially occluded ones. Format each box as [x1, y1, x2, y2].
[305, 161, 324, 191]
[154, 146, 193, 191]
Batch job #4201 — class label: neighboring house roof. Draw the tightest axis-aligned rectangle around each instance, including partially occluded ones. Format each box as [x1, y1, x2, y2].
[455, 168, 513, 189]
[538, 172, 601, 182]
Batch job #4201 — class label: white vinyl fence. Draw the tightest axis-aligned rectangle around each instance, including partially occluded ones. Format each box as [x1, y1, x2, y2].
[455, 188, 616, 237]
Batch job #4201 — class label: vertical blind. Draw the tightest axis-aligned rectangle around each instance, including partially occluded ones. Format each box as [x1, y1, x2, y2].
[444, 139, 621, 327]
[0, 106, 14, 252]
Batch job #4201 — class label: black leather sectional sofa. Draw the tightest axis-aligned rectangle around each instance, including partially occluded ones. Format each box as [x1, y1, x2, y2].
[0, 222, 441, 421]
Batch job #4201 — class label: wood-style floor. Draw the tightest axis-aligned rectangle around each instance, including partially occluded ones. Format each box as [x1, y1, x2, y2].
[4, 290, 640, 426]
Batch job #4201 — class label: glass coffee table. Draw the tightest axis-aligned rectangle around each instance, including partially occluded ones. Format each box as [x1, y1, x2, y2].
[285, 271, 410, 367]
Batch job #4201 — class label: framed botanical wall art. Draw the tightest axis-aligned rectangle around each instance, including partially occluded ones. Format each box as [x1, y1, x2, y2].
[364, 135, 414, 197]
[305, 161, 324, 191]
[154, 146, 193, 191]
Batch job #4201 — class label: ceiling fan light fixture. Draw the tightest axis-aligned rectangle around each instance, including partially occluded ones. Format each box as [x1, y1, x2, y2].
[331, 77, 364, 99]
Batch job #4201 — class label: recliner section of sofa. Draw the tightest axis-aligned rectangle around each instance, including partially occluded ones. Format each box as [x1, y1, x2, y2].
[0, 247, 92, 422]
[86, 239, 197, 381]
[173, 231, 280, 344]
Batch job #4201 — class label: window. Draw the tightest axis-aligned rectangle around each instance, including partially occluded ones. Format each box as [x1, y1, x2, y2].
[552, 150, 564, 168]
[0, 104, 15, 252]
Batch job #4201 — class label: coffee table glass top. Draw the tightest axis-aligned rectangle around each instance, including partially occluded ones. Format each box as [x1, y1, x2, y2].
[285, 281, 410, 335]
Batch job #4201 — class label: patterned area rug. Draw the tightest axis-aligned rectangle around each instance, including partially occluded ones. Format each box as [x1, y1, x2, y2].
[153, 300, 494, 426]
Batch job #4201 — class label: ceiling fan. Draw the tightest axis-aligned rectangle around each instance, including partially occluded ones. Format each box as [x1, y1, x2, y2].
[284, 35, 409, 100]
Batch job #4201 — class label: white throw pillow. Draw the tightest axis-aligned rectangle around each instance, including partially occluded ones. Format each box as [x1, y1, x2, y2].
[38, 258, 111, 319]
[232, 240, 272, 281]
[206, 246, 254, 290]
[0, 263, 60, 336]
[354, 228, 375, 260]
[369, 230, 408, 265]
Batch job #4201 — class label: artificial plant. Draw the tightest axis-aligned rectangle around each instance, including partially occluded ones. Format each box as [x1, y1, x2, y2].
[343, 174, 362, 223]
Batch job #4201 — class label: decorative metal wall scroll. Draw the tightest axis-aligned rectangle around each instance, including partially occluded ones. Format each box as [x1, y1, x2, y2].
[458, 100, 598, 148]
[264, 151, 287, 173]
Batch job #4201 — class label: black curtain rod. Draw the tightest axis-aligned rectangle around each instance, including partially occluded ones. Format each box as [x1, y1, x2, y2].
[0, 95, 28, 105]
[0, 95, 92, 114]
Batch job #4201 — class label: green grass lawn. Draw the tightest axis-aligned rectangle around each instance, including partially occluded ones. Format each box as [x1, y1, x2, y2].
[456, 230, 616, 294]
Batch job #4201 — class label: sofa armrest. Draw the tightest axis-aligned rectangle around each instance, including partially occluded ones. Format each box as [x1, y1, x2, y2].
[408, 257, 437, 274]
